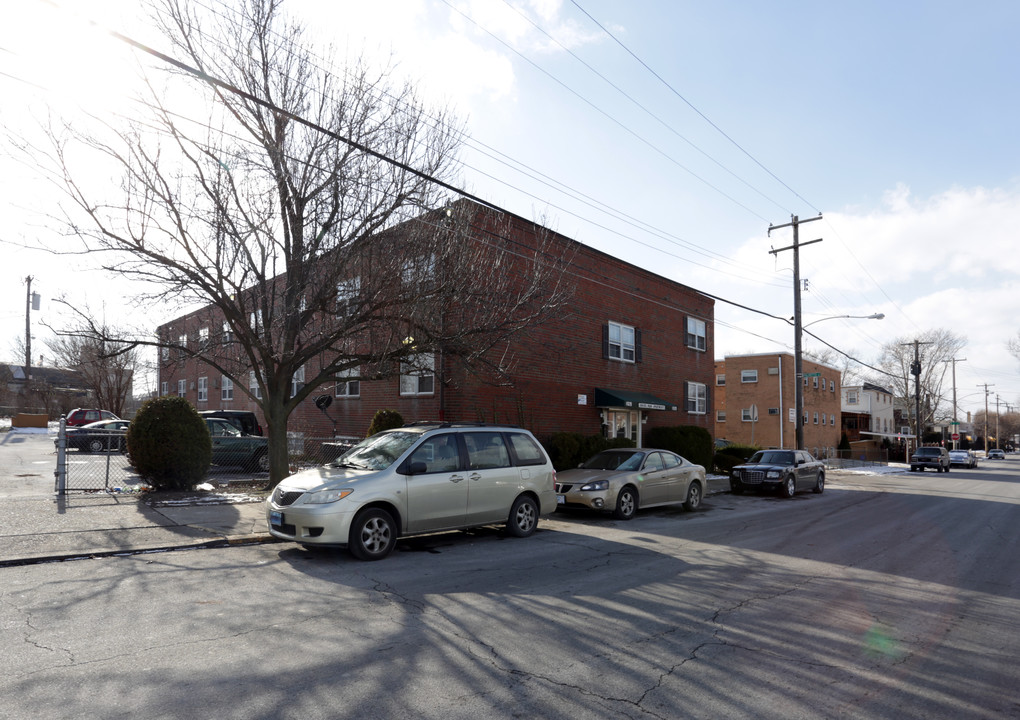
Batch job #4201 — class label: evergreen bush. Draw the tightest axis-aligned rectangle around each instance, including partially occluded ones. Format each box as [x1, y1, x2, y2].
[646, 425, 714, 469]
[541, 432, 635, 471]
[367, 409, 404, 437]
[126, 396, 211, 491]
[712, 443, 759, 474]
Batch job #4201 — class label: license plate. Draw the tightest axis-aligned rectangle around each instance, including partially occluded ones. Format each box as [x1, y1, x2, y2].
[556, 494, 565, 505]
[269, 510, 282, 526]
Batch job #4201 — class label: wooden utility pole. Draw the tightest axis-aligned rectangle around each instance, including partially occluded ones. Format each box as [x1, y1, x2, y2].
[769, 215, 822, 450]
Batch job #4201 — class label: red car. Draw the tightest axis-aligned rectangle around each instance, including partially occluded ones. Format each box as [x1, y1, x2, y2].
[65, 408, 121, 427]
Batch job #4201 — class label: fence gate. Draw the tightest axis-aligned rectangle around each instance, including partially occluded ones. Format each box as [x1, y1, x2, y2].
[54, 421, 140, 494]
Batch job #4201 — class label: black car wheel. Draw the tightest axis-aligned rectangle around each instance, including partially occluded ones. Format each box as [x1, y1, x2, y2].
[813, 471, 825, 494]
[250, 450, 269, 473]
[730, 482, 744, 495]
[88, 439, 105, 453]
[506, 495, 539, 537]
[348, 508, 397, 561]
[613, 486, 638, 520]
[683, 481, 702, 511]
[780, 475, 796, 498]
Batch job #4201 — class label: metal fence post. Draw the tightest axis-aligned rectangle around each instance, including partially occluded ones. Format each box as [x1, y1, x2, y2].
[54, 417, 66, 495]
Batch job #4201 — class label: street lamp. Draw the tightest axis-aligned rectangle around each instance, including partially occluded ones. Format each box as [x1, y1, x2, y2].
[794, 311, 884, 450]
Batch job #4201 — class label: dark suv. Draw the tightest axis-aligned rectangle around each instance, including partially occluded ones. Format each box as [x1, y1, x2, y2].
[199, 410, 263, 436]
[909, 446, 950, 473]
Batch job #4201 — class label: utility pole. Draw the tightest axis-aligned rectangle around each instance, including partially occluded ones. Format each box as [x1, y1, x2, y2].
[902, 340, 932, 447]
[944, 357, 966, 450]
[24, 276, 34, 387]
[769, 214, 823, 450]
[995, 394, 1002, 450]
[979, 383, 994, 454]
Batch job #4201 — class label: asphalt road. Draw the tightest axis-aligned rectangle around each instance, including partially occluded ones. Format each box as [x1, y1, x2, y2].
[1, 453, 1018, 719]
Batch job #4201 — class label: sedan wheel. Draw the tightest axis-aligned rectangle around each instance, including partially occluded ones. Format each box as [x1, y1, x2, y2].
[813, 471, 825, 494]
[613, 486, 638, 520]
[683, 481, 702, 511]
[88, 439, 105, 453]
[348, 508, 397, 561]
[781, 475, 796, 498]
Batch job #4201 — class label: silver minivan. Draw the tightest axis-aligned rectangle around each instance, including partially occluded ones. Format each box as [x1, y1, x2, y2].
[266, 423, 558, 560]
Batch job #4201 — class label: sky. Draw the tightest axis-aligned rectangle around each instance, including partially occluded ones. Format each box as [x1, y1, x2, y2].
[1, 0, 1019, 420]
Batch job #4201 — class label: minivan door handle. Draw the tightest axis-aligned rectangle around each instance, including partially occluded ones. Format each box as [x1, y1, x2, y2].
[469, 473, 482, 481]
[449, 474, 464, 483]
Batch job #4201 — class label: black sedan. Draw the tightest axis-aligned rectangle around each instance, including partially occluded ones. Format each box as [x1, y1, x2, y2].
[57, 419, 131, 453]
[730, 449, 825, 497]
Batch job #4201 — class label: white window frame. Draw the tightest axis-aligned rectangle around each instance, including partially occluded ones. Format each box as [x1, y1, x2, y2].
[161, 381, 168, 396]
[161, 347, 169, 361]
[608, 321, 636, 363]
[847, 390, 858, 404]
[177, 379, 186, 397]
[400, 354, 435, 396]
[198, 327, 209, 350]
[249, 370, 262, 400]
[336, 277, 361, 318]
[178, 334, 187, 358]
[685, 317, 707, 352]
[290, 365, 305, 399]
[686, 381, 707, 415]
[336, 367, 360, 398]
[830, 380, 835, 392]
[716, 374, 725, 386]
[197, 376, 208, 402]
[741, 369, 758, 383]
[741, 408, 753, 422]
[813, 412, 819, 424]
[221, 376, 234, 401]
[813, 376, 819, 388]
[222, 320, 233, 343]
[831, 414, 836, 426]
[716, 410, 726, 422]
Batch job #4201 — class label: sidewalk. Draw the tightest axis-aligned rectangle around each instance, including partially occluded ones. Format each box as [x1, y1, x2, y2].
[0, 490, 276, 567]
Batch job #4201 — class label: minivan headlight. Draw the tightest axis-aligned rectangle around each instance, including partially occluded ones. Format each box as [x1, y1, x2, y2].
[304, 489, 353, 504]
[580, 480, 609, 491]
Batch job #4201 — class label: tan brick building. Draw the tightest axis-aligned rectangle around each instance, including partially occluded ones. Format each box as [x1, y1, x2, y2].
[714, 353, 841, 453]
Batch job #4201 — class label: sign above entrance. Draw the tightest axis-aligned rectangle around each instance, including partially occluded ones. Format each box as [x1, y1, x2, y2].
[593, 388, 678, 412]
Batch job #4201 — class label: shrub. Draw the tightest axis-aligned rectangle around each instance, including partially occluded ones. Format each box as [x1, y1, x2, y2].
[367, 409, 404, 437]
[541, 432, 635, 471]
[713, 444, 759, 474]
[126, 396, 211, 491]
[645, 425, 714, 469]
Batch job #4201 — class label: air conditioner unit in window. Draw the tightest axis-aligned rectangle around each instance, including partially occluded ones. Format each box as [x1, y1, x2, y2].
[768, 408, 780, 415]
[767, 367, 779, 375]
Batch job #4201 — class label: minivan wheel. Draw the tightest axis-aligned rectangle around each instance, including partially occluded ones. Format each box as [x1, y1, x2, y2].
[506, 495, 539, 537]
[349, 508, 397, 561]
[683, 482, 702, 511]
[613, 486, 638, 520]
[781, 475, 796, 498]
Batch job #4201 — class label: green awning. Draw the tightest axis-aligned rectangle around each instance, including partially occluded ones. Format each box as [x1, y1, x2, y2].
[594, 388, 678, 412]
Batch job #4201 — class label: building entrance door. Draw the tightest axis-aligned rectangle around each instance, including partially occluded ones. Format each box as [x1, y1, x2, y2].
[604, 410, 640, 445]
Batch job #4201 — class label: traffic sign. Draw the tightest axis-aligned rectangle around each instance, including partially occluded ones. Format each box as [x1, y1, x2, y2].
[951, 433, 960, 441]
[803, 372, 821, 377]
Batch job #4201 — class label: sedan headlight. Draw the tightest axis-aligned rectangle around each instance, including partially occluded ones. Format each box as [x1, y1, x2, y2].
[580, 480, 609, 492]
[303, 489, 353, 504]
[766, 470, 782, 479]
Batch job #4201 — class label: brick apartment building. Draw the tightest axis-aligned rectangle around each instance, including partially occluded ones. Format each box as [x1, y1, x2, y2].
[714, 353, 842, 453]
[157, 201, 716, 446]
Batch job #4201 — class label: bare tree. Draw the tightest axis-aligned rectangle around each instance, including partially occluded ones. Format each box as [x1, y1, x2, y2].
[1008, 331, 1020, 367]
[16, 0, 570, 484]
[47, 326, 137, 417]
[870, 329, 967, 435]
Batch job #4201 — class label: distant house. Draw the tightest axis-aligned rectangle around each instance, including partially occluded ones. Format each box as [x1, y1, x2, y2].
[840, 382, 896, 443]
[0, 363, 92, 414]
[714, 353, 841, 454]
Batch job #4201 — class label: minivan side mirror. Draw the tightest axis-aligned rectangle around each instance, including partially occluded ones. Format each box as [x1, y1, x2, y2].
[407, 460, 428, 475]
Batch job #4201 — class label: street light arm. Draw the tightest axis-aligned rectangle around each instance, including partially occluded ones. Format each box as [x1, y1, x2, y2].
[802, 312, 884, 329]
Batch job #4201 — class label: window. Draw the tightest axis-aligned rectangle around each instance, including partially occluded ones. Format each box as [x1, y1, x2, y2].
[821, 414, 826, 425]
[336, 368, 360, 397]
[685, 317, 707, 352]
[161, 381, 168, 396]
[197, 376, 208, 402]
[686, 381, 707, 415]
[507, 432, 548, 466]
[607, 322, 636, 362]
[400, 354, 435, 396]
[830, 380, 835, 392]
[250, 310, 263, 334]
[222, 321, 233, 343]
[813, 412, 819, 424]
[768, 407, 780, 415]
[222, 376, 233, 401]
[831, 414, 836, 426]
[290, 365, 305, 399]
[177, 379, 186, 397]
[401, 254, 436, 284]
[336, 277, 360, 318]
[178, 334, 187, 359]
[741, 408, 754, 422]
[161, 347, 169, 361]
[716, 374, 725, 386]
[847, 390, 858, 404]
[717, 410, 726, 422]
[741, 369, 758, 383]
[812, 377, 819, 388]
[249, 371, 262, 400]
[464, 432, 511, 470]
[407, 434, 460, 473]
[198, 327, 209, 349]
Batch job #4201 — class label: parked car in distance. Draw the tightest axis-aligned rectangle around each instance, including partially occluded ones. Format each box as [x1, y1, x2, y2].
[56, 419, 131, 453]
[65, 408, 121, 427]
[949, 449, 978, 468]
[910, 446, 950, 473]
[988, 449, 1006, 460]
[266, 422, 557, 560]
[205, 417, 269, 471]
[199, 410, 263, 436]
[555, 448, 706, 520]
[730, 449, 825, 497]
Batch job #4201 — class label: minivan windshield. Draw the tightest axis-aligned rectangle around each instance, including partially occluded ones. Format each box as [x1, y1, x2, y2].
[333, 431, 422, 471]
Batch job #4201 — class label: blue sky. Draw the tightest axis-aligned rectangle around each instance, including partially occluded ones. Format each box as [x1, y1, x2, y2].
[2, 0, 1019, 418]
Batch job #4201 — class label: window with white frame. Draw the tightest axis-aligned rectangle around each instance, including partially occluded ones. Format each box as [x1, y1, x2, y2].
[178, 334, 187, 358]
[249, 370, 262, 400]
[830, 380, 835, 392]
[607, 322, 636, 362]
[222, 376, 233, 401]
[336, 277, 360, 318]
[177, 379, 186, 397]
[161, 346, 169, 361]
[813, 412, 819, 424]
[161, 381, 168, 396]
[812, 376, 819, 388]
[198, 327, 209, 349]
[197, 376, 208, 402]
[847, 390, 858, 404]
[685, 317, 707, 351]
[831, 414, 836, 426]
[741, 408, 754, 422]
[686, 381, 707, 414]
[716, 374, 725, 386]
[401, 254, 436, 284]
[222, 320, 233, 343]
[821, 414, 826, 425]
[717, 411, 726, 422]
[741, 369, 758, 383]
[400, 354, 435, 396]
[290, 365, 305, 399]
[336, 367, 360, 397]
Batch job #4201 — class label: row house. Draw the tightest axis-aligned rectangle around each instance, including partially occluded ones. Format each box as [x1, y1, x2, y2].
[157, 200, 716, 446]
[713, 353, 842, 453]
[840, 382, 896, 442]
